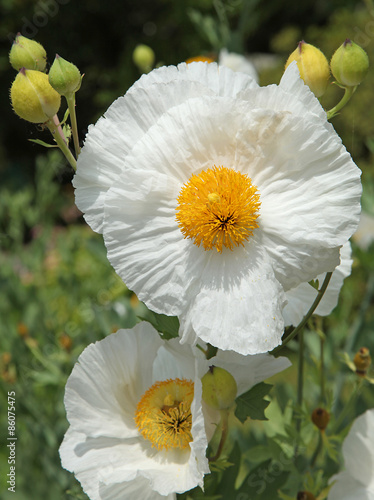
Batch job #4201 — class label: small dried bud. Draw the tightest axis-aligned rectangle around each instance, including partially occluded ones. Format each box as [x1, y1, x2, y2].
[353, 347, 371, 376]
[285, 41, 330, 97]
[9, 33, 47, 72]
[201, 365, 237, 410]
[297, 492, 316, 500]
[311, 407, 330, 431]
[132, 44, 155, 73]
[59, 333, 73, 352]
[10, 68, 61, 123]
[48, 54, 81, 96]
[330, 39, 369, 87]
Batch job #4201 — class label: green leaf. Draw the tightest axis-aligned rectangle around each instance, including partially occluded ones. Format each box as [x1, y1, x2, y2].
[235, 382, 272, 423]
[236, 459, 290, 499]
[308, 279, 320, 290]
[138, 309, 179, 339]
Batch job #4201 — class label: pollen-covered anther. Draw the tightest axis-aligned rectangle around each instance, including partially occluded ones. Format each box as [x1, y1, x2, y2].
[135, 378, 194, 450]
[176, 165, 261, 252]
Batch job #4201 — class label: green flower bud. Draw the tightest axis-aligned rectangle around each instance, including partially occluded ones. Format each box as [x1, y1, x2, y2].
[48, 54, 81, 96]
[201, 365, 237, 410]
[330, 39, 369, 87]
[10, 68, 61, 123]
[132, 44, 155, 73]
[285, 41, 330, 97]
[9, 33, 47, 72]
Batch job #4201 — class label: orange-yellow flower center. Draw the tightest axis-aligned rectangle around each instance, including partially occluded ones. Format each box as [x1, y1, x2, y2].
[176, 166, 261, 252]
[135, 378, 194, 451]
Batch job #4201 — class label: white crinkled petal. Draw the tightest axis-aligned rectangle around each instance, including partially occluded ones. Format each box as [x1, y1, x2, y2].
[179, 242, 286, 355]
[74, 62, 257, 233]
[99, 478, 176, 500]
[64, 324, 162, 439]
[283, 242, 353, 326]
[328, 409, 374, 499]
[207, 350, 291, 396]
[328, 473, 374, 500]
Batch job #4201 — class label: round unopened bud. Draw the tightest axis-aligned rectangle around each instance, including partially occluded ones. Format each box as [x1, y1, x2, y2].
[285, 41, 330, 97]
[48, 54, 81, 96]
[133, 44, 155, 72]
[353, 347, 371, 376]
[311, 407, 330, 431]
[297, 492, 316, 500]
[9, 33, 47, 72]
[10, 68, 61, 123]
[330, 39, 369, 87]
[201, 365, 237, 410]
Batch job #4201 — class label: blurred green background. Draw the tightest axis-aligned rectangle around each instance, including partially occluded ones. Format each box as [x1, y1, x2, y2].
[1, 0, 374, 498]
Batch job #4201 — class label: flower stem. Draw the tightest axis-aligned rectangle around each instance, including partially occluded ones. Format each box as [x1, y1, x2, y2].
[65, 92, 81, 156]
[326, 85, 356, 120]
[330, 379, 363, 435]
[46, 119, 77, 171]
[310, 430, 323, 467]
[294, 331, 304, 457]
[272, 272, 333, 355]
[209, 408, 230, 462]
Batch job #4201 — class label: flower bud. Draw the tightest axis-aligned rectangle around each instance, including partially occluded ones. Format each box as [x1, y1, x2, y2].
[48, 54, 81, 96]
[353, 347, 371, 376]
[9, 33, 47, 72]
[10, 68, 61, 123]
[330, 39, 369, 87]
[297, 492, 316, 500]
[285, 41, 330, 97]
[132, 44, 155, 72]
[201, 365, 237, 410]
[311, 407, 330, 431]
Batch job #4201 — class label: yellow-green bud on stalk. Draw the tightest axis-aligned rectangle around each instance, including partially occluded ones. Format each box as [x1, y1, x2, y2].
[10, 68, 61, 123]
[201, 365, 237, 410]
[48, 54, 81, 96]
[330, 39, 369, 87]
[311, 407, 330, 431]
[285, 41, 330, 97]
[9, 33, 47, 72]
[132, 44, 155, 73]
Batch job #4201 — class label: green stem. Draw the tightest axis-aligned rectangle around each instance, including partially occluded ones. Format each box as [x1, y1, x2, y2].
[46, 120, 77, 171]
[294, 331, 304, 457]
[330, 379, 363, 435]
[310, 431, 323, 467]
[326, 86, 356, 120]
[272, 272, 333, 355]
[65, 92, 81, 156]
[318, 324, 326, 404]
[209, 408, 230, 462]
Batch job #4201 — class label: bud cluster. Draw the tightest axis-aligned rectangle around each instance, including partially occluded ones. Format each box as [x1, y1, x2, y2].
[285, 38, 369, 99]
[9, 34, 81, 125]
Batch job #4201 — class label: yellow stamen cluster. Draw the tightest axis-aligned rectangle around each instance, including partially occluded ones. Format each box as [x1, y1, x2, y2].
[176, 166, 261, 252]
[135, 378, 194, 450]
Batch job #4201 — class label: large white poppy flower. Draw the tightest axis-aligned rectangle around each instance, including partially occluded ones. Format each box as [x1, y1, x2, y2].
[74, 61, 361, 355]
[328, 409, 374, 500]
[283, 242, 353, 326]
[59, 323, 291, 499]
